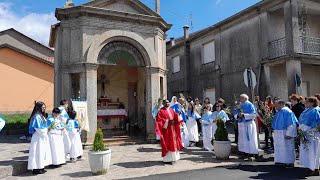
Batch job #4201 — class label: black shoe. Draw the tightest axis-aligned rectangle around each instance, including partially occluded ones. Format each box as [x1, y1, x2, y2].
[285, 163, 294, 168]
[32, 169, 40, 175]
[164, 162, 173, 165]
[40, 169, 47, 173]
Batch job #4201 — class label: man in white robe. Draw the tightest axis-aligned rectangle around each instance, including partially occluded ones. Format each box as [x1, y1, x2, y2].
[272, 100, 298, 167]
[234, 94, 259, 160]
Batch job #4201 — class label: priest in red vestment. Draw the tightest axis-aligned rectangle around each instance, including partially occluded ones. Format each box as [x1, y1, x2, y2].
[156, 99, 183, 164]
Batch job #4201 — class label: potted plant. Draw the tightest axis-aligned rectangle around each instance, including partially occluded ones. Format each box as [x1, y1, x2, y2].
[88, 128, 111, 175]
[214, 117, 231, 159]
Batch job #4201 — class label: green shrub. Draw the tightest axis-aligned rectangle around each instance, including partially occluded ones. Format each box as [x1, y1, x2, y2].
[214, 117, 229, 141]
[2, 114, 30, 130]
[93, 128, 106, 151]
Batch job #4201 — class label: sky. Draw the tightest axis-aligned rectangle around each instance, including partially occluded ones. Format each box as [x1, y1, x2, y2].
[0, 0, 261, 46]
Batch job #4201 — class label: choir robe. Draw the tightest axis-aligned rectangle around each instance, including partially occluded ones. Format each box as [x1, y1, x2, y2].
[298, 108, 320, 171]
[59, 106, 71, 155]
[152, 105, 162, 140]
[47, 115, 66, 165]
[202, 112, 213, 150]
[186, 110, 201, 142]
[67, 119, 83, 159]
[28, 114, 52, 170]
[156, 107, 183, 162]
[234, 101, 259, 154]
[272, 107, 298, 164]
[0, 115, 5, 132]
[171, 103, 189, 147]
[211, 110, 230, 139]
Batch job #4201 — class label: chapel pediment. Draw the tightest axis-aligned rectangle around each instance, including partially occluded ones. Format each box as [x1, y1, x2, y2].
[82, 0, 159, 16]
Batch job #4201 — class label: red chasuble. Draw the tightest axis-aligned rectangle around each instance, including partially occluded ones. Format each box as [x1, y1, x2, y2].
[156, 107, 183, 157]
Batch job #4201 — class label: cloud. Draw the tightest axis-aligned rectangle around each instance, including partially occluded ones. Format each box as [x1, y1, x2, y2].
[216, 0, 223, 5]
[0, 2, 57, 46]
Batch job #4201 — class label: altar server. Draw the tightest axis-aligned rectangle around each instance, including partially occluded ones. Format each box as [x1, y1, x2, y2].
[234, 94, 258, 159]
[47, 108, 66, 166]
[28, 102, 52, 174]
[67, 111, 83, 163]
[0, 115, 5, 132]
[272, 100, 298, 167]
[59, 99, 71, 157]
[202, 106, 213, 151]
[211, 103, 230, 139]
[153, 98, 163, 141]
[298, 97, 320, 176]
[186, 102, 201, 146]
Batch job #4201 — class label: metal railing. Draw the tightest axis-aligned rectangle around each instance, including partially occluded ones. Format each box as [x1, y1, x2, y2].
[268, 37, 286, 59]
[298, 36, 320, 55]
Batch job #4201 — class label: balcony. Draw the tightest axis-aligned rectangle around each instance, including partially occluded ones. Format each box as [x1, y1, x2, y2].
[268, 36, 320, 59]
[268, 38, 286, 59]
[298, 36, 320, 55]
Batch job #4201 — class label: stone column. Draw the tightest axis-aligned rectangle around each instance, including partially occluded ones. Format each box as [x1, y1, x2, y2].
[263, 64, 271, 97]
[284, 0, 300, 54]
[286, 60, 301, 96]
[61, 72, 72, 100]
[145, 67, 162, 140]
[79, 64, 98, 143]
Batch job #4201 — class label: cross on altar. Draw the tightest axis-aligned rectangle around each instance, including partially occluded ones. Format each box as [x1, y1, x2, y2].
[97, 75, 110, 98]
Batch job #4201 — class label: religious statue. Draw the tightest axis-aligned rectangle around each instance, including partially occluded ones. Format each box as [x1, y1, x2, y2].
[64, 0, 74, 8]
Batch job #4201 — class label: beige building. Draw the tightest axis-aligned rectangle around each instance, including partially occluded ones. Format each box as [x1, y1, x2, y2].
[50, 0, 170, 142]
[0, 29, 54, 113]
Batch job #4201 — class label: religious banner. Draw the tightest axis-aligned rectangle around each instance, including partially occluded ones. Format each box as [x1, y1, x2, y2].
[71, 99, 90, 132]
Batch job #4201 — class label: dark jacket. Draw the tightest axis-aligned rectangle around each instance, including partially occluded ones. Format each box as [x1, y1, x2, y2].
[291, 102, 305, 119]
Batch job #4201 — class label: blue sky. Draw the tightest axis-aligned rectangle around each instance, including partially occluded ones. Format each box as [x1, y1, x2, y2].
[0, 0, 261, 45]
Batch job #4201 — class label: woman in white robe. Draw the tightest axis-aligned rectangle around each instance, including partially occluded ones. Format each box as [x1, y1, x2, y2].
[186, 102, 200, 146]
[28, 102, 52, 174]
[47, 108, 66, 166]
[67, 111, 83, 163]
[201, 106, 213, 151]
[211, 103, 230, 140]
[59, 100, 71, 157]
[298, 97, 320, 177]
[0, 115, 5, 132]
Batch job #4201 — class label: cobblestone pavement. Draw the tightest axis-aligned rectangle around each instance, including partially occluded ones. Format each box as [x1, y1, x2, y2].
[2, 143, 245, 180]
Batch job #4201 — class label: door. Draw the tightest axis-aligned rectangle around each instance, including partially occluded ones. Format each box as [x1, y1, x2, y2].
[128, 82, 138, 135]
[204, 88, 216, 103]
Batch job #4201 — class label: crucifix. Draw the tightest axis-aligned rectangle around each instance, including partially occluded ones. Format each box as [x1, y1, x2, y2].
[97, 75, 109, 98]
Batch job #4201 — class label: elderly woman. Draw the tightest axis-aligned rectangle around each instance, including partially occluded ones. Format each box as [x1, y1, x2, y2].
[298, 97, 320, 176]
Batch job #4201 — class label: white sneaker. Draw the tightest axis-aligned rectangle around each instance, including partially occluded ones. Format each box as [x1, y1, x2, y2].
[66, 154, 70, 160]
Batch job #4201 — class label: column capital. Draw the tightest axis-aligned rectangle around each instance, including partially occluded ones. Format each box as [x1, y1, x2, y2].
[61, 63, 99, 73]
[145, 67, 168, 75]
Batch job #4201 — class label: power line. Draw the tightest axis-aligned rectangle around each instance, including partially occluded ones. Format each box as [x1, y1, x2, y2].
[143, 0, 210, 28]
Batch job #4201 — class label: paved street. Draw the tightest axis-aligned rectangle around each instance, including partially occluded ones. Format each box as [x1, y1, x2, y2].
[130, 162, 319, 180]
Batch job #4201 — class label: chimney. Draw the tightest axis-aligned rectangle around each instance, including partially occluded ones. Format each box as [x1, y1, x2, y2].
[155, 0, 160, 15]
[183, 25, 190, 39]
[170, 37, 175, 46]
[64, 0, 74, 8]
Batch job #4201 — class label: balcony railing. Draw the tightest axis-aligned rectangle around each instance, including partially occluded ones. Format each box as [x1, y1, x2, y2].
[298, 36, 320, 55]
[268, 38, 286, 59]
[269, 36, 320, 59]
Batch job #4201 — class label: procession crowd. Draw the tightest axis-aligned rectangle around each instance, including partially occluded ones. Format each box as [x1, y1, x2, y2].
[26, 100, 83, 175]
[153, 94, 320, 177]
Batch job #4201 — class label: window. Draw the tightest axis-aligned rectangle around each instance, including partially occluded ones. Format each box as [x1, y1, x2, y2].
[301, 81, 309, 97]
[203, 41, 215, 64]
[203, 88, 216, 104]
[172, 56, 180, 73]
[160, 77, 164, 97]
